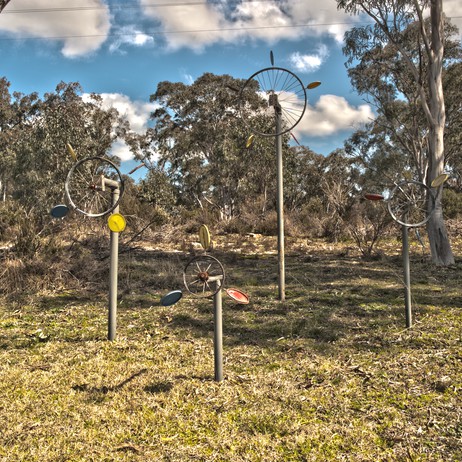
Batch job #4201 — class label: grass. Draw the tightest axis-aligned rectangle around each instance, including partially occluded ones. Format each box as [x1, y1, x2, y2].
[1, 234, 462, 461]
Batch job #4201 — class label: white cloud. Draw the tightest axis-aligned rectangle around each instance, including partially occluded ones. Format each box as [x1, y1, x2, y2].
[293, 94, 375, 137]
[83, 93, 159, 161]
[139, 0, 356, 51]
[289, 45, 330, 73]
[182, 73, 195, 85]
[109, 139, 134, 162]
[138, 0, 462, 51]
[95, 93, 158, 133]
[2, 0, 460, 59]
[0, 0, 111, 57]
[87, 92, 373, 160]
[109, 26, 154, 53]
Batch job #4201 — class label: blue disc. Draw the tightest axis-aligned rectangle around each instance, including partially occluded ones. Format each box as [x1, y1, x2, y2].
[51, 204, 69, 218]
[161, 290, 183, 307]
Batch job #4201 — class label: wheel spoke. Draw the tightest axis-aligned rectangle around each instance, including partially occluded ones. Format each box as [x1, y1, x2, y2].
[240, 67, 306, 137]
[65, 156, 124, 217]
[388, 180, 434, 227]
[183, 255, 225, 298]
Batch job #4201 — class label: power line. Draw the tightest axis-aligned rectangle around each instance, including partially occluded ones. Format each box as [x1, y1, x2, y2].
[0, 21, 374, 42]
[4, 2, 459, 19]
[0, 16, 461, 42]
[0, 0, 281, 14]
[0, 2, 460, 42]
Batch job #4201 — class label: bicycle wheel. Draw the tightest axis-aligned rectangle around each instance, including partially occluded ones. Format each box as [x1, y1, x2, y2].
[239, 67, 307, 137]
[183, 255, 225, 298]
[387, 180, 435, 227]
[65, 156, 124, 217]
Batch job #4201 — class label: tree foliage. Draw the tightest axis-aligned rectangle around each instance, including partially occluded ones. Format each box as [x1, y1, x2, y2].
[147, 73, 288, 220]
[338, 0, 461, 265]
[0, 79, 125, 255]
[2, 70, 452, 264]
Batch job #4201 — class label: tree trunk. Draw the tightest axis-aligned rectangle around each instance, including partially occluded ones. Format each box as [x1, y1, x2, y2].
[426, 0, 454, 265]
[0, 1, 11, 13]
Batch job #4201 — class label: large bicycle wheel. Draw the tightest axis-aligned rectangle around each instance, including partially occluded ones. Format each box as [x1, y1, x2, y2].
[387, 180, 435, 227]
[65, 156, 124, 217]
[239, 67, 307, 137]
[183, 255, 225, 298]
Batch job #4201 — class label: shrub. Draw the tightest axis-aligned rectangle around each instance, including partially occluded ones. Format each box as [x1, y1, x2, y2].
[443, 188, 462, 218]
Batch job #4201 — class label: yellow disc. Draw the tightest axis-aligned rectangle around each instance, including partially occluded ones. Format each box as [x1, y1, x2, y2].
[107, 213, 126, 233]
[307, 81, 321, 90]
[198, 224, 211, 250]
[66, 142, 77, 161]
[246, 134, 255, 149]
[431, 173, 449, 188]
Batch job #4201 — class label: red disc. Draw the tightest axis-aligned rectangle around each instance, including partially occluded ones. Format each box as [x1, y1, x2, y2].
[364, 193, 384, 201]
[226, 288, 249, 304]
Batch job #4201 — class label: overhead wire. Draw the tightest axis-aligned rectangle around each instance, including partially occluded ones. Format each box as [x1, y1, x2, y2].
[0, 2, 460, 41]
[0, 0, 301, 14]
[0, 21, 373, 42]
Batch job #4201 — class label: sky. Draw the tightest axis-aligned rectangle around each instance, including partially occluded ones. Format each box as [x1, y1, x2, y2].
[0, 0, 461, 177]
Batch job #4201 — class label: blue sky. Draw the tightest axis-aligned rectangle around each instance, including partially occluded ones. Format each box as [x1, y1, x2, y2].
[1, 0, 461, 176]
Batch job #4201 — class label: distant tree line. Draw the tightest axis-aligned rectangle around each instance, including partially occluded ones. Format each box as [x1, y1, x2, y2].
[1, 2, 462, 265]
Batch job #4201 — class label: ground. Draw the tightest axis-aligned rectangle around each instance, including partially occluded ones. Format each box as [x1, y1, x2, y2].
[0, 233, 461, 461]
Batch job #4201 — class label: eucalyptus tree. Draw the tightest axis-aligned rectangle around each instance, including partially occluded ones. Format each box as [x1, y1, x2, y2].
[137, 166, 177, 212]
[283, 146, 325, 213]
[443, 61, 462, 188]
[12, 82, 120, 218]
[0, 78, 41, 202]
[148, 73, 283, 220]
[338, 0, 460, 265]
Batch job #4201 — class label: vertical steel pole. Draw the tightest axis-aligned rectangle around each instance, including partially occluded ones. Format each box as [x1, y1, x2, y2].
[275, 106, 285, 302]
[402, 224, 412, 328]
[108, 188, 119, 341]
[213, 279, 223, 382]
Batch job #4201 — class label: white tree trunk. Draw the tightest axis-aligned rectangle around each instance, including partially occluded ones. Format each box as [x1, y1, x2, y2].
[426, 0, 454, 265]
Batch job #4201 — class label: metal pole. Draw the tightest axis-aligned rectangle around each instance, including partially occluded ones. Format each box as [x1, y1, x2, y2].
[213, 280, 223, 382]
[402, 224, 412, 328]
[108, 188, 120, 341]
[275, 106, 285, 302]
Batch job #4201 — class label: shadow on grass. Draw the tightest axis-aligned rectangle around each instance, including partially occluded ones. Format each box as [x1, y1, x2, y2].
[4, 247, 459, 355]
[161, 250, 461, 353]
[72, 368, 148, 396]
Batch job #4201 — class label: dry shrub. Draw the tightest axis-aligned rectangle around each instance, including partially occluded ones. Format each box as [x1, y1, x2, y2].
[0, 256, 26, 295]
[0, 225, 112, 299]
[252, 211, 278, 235]
[0, 252, 66, 298]
[216, 216, 252, 235]
[345, 200, 393, 258]
[292, 197, 328, 238]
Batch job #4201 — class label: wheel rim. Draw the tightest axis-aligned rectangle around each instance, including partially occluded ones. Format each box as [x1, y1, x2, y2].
[387, 180, 435, 227]
[65, 156, 124, 217]
[183, 255, 225, 298]
[239, 67, 307, 137]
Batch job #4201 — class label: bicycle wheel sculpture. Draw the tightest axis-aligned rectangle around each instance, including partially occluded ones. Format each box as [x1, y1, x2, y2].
[387, 180, 435, 227]
[65, 156, 124, 217]
[239, 67, 307, 137]
[183, 254, 225, 298]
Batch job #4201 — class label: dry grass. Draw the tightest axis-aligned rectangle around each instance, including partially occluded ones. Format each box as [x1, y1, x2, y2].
[1, 233, 462, 461]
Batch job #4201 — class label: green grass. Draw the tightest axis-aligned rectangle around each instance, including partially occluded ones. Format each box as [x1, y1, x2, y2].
[1, 237, 462, 461]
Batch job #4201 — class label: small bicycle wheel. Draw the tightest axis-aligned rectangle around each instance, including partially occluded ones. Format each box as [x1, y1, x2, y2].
[183, 255, 225, 298]
[65, 156, 124, 217]
[387, 180, 435, 227]
[239, 67, 307, 137]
